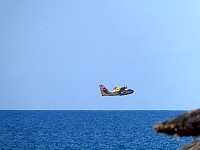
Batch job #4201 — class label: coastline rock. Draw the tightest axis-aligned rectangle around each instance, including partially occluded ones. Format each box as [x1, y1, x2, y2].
[153, 108, 200, 149]
[154, 108, 200, 137]
[180, 140, 200, 150]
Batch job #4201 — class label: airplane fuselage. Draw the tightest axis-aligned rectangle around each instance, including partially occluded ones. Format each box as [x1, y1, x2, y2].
[99, 85, 134, 96]
[108, 89, 134, 96]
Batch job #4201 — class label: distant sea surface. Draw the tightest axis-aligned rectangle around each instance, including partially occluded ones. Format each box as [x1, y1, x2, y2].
[0, 110, 193, 150]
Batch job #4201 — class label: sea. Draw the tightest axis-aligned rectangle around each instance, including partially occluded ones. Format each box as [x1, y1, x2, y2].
[0, 110, 194, 150]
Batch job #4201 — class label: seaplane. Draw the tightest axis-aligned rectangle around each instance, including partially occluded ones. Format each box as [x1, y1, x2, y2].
[99, 85, 134, 96]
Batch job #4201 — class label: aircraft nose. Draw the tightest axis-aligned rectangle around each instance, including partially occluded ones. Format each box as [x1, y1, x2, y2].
[130, 89, 134, 94]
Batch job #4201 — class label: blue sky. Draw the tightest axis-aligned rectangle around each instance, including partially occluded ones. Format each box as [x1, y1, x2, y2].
[1, 1, 200, 110]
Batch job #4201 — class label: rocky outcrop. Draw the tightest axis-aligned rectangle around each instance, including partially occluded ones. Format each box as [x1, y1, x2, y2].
[180, 140, 200, 150]
[153, 108, 200, 149]
[154, 108, 200, 136]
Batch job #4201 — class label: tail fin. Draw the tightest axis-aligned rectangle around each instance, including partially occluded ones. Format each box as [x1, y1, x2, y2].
[99, 85, 110, 96]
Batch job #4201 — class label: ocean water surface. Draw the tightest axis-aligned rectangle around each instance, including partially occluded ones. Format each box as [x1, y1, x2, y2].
[0, 110, 193, 149]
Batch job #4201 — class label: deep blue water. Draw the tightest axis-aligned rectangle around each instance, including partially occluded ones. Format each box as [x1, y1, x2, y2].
[0, 110, 193, 150]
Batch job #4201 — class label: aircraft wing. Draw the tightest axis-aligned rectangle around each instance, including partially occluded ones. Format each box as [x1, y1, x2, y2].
[113, 86, 128, 94]
[119, 87, 126, 93]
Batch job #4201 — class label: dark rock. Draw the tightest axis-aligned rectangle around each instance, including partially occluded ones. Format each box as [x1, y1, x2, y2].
[154, 108, 200, 136]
